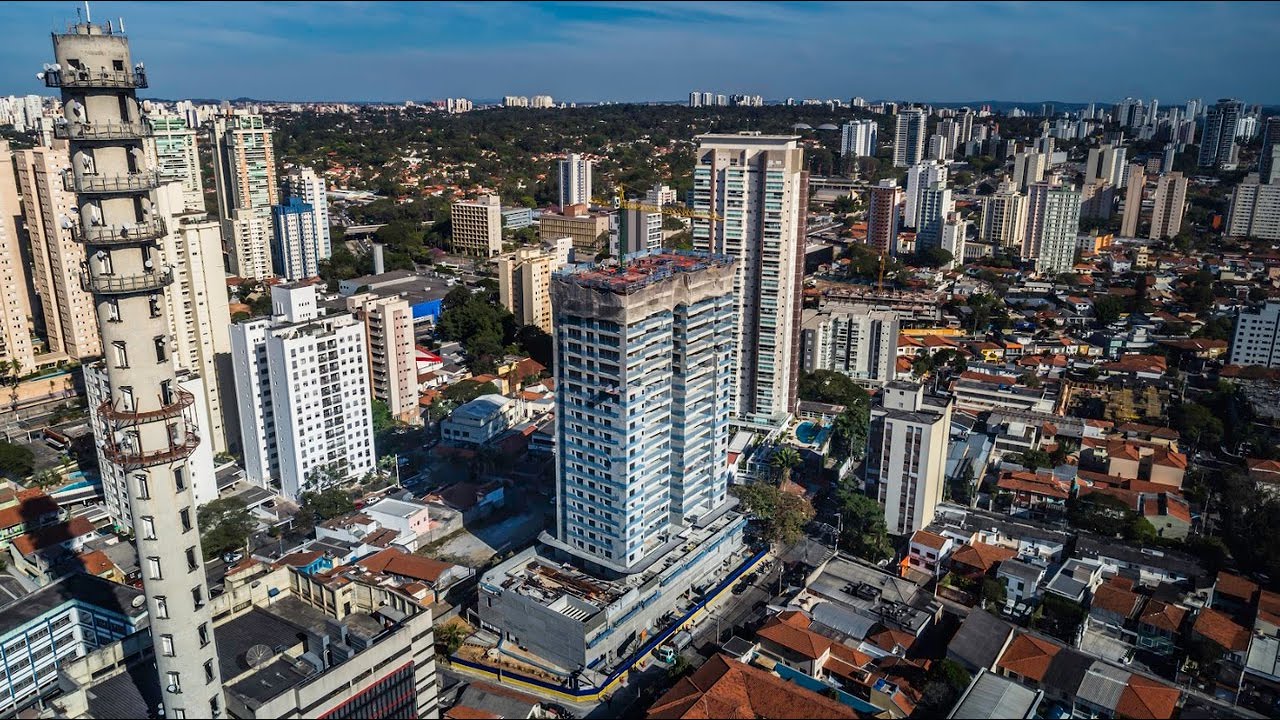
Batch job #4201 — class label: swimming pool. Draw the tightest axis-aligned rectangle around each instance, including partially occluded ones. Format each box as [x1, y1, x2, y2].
[794, 421, 832, 447]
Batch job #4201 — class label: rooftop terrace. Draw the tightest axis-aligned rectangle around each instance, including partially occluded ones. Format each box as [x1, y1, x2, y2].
[555, 250, 735, 295]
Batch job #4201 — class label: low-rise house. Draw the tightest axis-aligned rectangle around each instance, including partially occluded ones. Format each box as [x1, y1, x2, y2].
[354, 547, 473, 604]
[947, 610, 1016, 675]
[646, 654, 860, 719]
[7, 517, 98, 585]
[1087, 576, 1142, 640]
[1045, 558, 1105, 604]
[1210, 571, 1259, 618]
[1191, 607, 1251, 668]
[949, 541, 1016, 581]
[429, 480, 505, 523]
[905, 530, 952, 578]
[996, 471, 1071, 516]
[363, 497, 434, 551]
[1135, 599, 1187, 656]
[0, 489, 66, 549]
[754, 610, 873, 685]
[441, 394, 527, 446]
[998, 559, 1047, 605]
[948, 670, 1042, 719]
[1244, 590, 1280, 692]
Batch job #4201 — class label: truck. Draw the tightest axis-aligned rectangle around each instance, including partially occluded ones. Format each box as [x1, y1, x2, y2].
[670, 630, 694, 652]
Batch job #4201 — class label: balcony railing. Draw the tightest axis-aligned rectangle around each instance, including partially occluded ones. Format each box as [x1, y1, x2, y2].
[54, 120, 152, 141]
[81, 268, 173, 295]
[64, 170, 161, 195]
[76, 218, 166, 246]
[102, 430, 199, 470]
[44, 69, 148, 89]
[99, 388, 195, 424]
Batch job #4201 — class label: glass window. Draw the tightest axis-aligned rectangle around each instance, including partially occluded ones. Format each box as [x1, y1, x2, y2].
[160, 634, 175, 656]
[147, 557, 162, 580]
[140, 516, 156, 540]
[154, 596, 169, 619]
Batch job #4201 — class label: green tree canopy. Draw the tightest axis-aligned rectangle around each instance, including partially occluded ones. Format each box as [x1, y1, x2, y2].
[0, 441, 34, 481]
[732, 482, 815, 546]
[300, 488, 356, 522]
[197, 498, 254, 560]
[834, 483, 892, 562]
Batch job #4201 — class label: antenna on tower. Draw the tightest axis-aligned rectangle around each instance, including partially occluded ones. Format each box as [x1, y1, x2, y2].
[84, 1, 91, 23]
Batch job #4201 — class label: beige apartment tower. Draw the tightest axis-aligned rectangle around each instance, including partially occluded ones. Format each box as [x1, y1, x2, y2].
[496, 246, 557, 333]
[13, 140, 102, 360]
[450, 194, 503, 257]
[1149, 172, 1188, 240]
[0, 144, 36, 376]
[210, 112, 277, 279]
[692, 133, 807, 427]
[347, 294, 420, 426]
[980, 181, 1028, 254]
[46, 20, 224, 719]
[1121, 162, 1146, 237]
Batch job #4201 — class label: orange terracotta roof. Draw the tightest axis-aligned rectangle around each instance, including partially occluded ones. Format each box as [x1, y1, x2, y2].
[910, 530, 949, 551]
[0, 491, 61, 530]
[1138, 600, 1187, 633]
[445, 707, 500, 720]
[1090, 580, 1141, 619]
[357, 548, 455, 584]
[1115, 674, 1180, 720]
[10, 517, 96, 557]
[1214, 571, 1259, 604]
[757, 612, 830, 661]
[77, 549, 116, 576]
[867, 627, 916, 654]
[1258, 590, 1280, 627]
[996, 633, 1061, 682]
[646, 654, 858, 719]
[997, 474, 1070, 500]
[951, 541, 1017, 573]
[1193, 608, 1250, 652]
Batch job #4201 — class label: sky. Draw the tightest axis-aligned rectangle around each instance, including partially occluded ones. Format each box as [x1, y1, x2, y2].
[2, 1, 1278, 105]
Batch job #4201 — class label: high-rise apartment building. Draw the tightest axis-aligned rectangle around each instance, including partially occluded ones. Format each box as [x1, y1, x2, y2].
[1085, 143, 1126, 188]
[1226, 173, 1280, 241]
[799, 308, 898, 383]
[1230, 300, 1280, 367]
[617, 206, 663, 256]
[840, 119, 877, 157]
[496, 246, 558, 333]
[1121, 162, 1146, 237]
[914, 182, 953, 253]
[148, 114, 204, 212]
[272, 197, 323, 280]
[282, 166, 330, 256]
[230, 283, 376, 500]
[1079, 180, 1116, 220]
[1012, 150, 1047, 192]
[12, 141, 101, 360]
[893, 108, 926, 167]
[940, 212, 968, 270]
[1260, 117, 1280, 184]
[45, 20, 224, 717]
[904, 160, 948, 228]
[980, 181, 1027, 254]
[866, 381, 953, 535]
[450, 194, 503, 257]
[867, 179, 902, 256]
[1029, 179, 1082, 274]
[548, 251, 737, 571]
[692, 133, 807, 427]
[347, 294, 420, 426]
[1149, 172, 1188, 240]
[1199, 99, 1244, 168]
[0, 144, 35, 376]
[558, 152, 593, 210]
[210, 112, 277, 279]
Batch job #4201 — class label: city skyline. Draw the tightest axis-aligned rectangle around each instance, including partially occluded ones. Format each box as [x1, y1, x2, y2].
[1, 1, 1279, 104]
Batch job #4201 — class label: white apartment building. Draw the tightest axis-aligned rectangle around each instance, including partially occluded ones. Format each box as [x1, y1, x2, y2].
[1012, 150, 1048, 192]
[799, 308, 899, 384]
[692, 133, 807, 428]
[12, 140, 100, 360]
[1032, 181, 1082, 274]
[148, 114, 204, 212]
[904, 160, 948, 228]
[840, 119, 877, 157]
[230, 283, 376, 500]
[210, 112, 277, 279]
[281, 166, 331, 262]
[893, 109, 927, 167]
[346, 293, 419, 426]
[272, 197, 323, 280]
[914, 182, 953, 253]
[548, 251, 737, 572]
[617, 206, 663, 256]
[450, 194, 503, 257]
[496, 246, 559, 333]
[940, 213, 969, 270]
[1229, 300, 1280, 367]
[1085, 144, 1126, 188]
[558, 152, 593, 209]
[1227, 173, 1280, 241]
[867, 381, 953, 535]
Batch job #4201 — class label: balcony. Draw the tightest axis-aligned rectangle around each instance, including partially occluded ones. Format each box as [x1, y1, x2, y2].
[64, 170, 161, 195]
[54, 120, 152, 141]
[102, 430, 199, 470]
[81, 268, 173, 295]
[99, 388, 195, 424]
[76, 218, 166, 246]
[43, 69, 148, 89]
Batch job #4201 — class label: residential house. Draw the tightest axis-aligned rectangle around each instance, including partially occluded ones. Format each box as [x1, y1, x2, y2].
[999, 559, 1047, 605]
[1211, 571, 1259, 618]
[905, 530, 952, 578]
[0, 489, 65, 549]
[646, 654, 860, 719]
[1045, 558, 1106, 604]
[949, 541, 1016, 581]
[947, 610, 1016, 675]
[1135, 600, 1187, 656]
[7, 518, 98, 585]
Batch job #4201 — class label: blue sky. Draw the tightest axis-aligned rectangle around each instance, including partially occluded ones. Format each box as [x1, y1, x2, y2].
[2, 1, 1277, 104]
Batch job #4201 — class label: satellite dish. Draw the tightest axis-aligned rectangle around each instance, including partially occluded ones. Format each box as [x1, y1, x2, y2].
[131, 595, 146, 608]
[59, 215, 74, 230]
[246, 644, 272, 669]
[36, 73, 45, 81]
[94, 249, 107, 260]
[166, 684, 179, 694]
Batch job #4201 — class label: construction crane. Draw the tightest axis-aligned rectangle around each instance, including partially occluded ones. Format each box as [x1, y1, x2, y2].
[593, 183, 723, 222]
